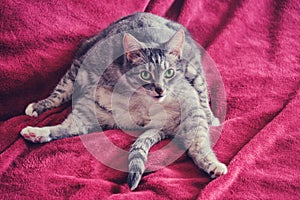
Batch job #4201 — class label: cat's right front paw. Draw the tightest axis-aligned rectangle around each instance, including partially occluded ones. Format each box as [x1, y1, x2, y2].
[20, 126, 52, 143]
[25, 103, 39, 117]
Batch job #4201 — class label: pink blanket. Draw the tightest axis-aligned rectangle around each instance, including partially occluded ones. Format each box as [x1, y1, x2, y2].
[1, 0, 299, 199]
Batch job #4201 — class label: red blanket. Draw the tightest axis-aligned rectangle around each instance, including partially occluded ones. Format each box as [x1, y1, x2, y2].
[1, 0, 299, 199]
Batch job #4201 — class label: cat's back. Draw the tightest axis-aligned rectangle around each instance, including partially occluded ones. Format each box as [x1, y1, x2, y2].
[101, 12, 185, 41]
[76, 12, 199, 59]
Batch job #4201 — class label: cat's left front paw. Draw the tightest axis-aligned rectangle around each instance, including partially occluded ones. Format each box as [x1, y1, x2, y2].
[208, 162, 227, 178]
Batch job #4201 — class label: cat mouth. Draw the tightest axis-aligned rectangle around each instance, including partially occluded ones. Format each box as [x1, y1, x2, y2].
[152, 95, 166, 102]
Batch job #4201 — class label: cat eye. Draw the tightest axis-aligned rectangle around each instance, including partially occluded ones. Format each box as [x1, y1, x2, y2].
[140, 71, 152, 81]
[164, 68, 175, 79]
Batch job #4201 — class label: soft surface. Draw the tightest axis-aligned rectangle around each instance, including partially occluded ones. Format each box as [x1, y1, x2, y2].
[1, 0, 300, 199]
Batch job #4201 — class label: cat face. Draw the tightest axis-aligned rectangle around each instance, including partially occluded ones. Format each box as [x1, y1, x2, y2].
[122, 29, 185, 101]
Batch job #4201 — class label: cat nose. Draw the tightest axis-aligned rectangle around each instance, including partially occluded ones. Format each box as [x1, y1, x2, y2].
[155, 87, 164, 96]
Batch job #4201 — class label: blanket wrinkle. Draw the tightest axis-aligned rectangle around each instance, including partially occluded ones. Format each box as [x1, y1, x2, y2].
[144, 0, 175, 17]
[219, 94, 292, 162]
[199, 87, 300, 200]
[203, 0, 243, 49]
[0, 104, 70, 154]
[0, 140, 27, 175]
[164, 0, 185, 21]
[213, 85, 300, 165]
[213, 87, 297, 160]
[267, 0, 289, 62]
[1, 0, 299, 199]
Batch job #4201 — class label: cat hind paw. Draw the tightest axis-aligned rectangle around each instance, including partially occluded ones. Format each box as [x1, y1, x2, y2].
[20, 126, 52, 143]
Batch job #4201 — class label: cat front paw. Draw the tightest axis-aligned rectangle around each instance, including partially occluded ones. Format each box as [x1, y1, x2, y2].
[20, 126, 52, 143]
[25, 103, 39, 117]
[208, 162, 227, 178]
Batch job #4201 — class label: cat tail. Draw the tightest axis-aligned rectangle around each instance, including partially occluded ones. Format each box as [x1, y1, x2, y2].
[127, 129, 166, 190]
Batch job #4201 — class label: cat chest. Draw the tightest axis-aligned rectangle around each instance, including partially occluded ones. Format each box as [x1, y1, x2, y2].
[95, 87, 181, 131]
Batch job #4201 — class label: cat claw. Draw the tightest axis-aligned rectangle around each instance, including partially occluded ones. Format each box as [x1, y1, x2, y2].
[25, 103, 38, 117]
[20, 126, 52, 143]
[128, 172, 142, 190]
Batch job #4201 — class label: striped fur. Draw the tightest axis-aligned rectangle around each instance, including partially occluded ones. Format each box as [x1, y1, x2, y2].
[21, 12, 226, 190]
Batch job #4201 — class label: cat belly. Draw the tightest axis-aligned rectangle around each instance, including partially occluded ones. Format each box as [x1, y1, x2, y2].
[95, 86, 181, 132]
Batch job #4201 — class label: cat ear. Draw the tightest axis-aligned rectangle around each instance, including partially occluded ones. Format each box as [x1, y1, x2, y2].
[165, 29, 185, 57]
[123, 33, 145, 64]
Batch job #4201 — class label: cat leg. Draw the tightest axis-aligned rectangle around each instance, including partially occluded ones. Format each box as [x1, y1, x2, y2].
[128, 129, 166, 190]
[187, 131, 227, 178]
[185, 63, 219, 126]
[199, 93, 220, 126]
[21, 110, 93, 143]
[192, 74, 220, 126]
[176, 98, 227, 178]
[25, 62, 80, 117]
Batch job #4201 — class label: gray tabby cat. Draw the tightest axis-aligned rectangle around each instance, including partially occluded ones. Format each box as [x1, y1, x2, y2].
[20, 12, 227, 190]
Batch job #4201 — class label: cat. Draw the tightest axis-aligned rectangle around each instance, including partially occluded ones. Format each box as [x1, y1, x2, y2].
[20, 12, 227, 190]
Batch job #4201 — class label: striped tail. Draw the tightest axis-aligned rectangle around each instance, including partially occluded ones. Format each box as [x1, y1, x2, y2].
[127, 129, 165, 190]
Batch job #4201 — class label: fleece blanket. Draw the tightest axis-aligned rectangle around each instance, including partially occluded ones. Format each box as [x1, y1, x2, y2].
[1, 0, 299, 199]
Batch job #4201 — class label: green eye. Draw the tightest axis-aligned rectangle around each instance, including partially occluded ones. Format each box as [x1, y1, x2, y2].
[164, 68, 175, 78]
[140, 71, 152, 81]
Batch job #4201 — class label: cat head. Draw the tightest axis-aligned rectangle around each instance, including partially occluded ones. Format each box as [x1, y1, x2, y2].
[122, 29, 185, 101]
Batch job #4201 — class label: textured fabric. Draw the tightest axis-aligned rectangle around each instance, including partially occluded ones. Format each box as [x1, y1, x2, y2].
[1, 0, 299, 199]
